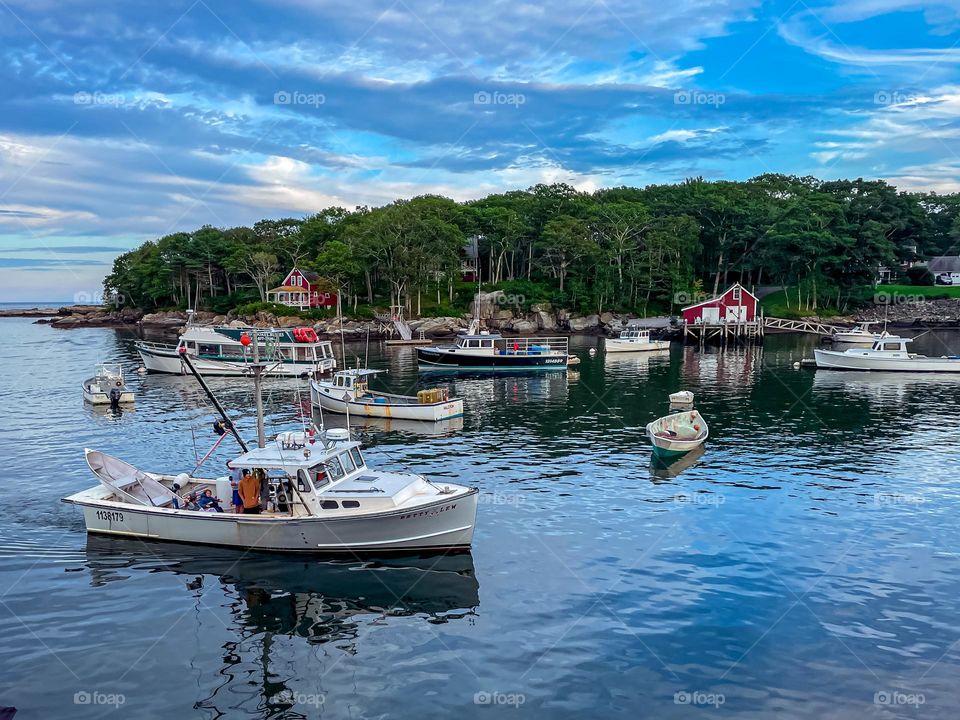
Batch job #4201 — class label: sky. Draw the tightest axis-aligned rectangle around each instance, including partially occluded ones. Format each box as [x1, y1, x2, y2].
[1, 0, 959, 301]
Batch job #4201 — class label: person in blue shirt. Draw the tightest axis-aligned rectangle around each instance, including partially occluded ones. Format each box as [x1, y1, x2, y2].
[198, 489, 224, 512]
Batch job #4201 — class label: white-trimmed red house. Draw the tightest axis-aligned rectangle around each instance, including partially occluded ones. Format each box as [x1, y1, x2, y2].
[681, 283, 758, 325]
[267, 268, 337, 310]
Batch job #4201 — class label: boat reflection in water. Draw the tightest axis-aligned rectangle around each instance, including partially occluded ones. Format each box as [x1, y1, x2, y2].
[649, 445, 706, 481]
[82, 537, 479, 715]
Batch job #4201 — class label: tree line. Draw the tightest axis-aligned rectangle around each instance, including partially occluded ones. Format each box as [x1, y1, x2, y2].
[104, 174, 960, 317]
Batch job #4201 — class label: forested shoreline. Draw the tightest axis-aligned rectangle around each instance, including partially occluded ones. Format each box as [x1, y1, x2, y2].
[104, 175, 960, 319]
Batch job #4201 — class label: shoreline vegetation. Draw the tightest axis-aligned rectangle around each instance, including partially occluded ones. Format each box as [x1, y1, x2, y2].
[12, 176, 960, 333]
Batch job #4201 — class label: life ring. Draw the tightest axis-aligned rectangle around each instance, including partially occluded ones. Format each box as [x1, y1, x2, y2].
[295, 327, 318, 343]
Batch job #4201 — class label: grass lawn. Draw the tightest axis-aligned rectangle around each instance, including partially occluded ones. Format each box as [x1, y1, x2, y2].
[759, 290, 845, 319]
[874, 284, 960, 299]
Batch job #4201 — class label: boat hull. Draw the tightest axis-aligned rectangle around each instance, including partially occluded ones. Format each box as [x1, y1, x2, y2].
[137, 343, 333, 377]
[605, 338, 671, 353]
[646, 410, 708, 458]
[65, 490, 479, 553]
[83, 389, 135, 405]
[417, 348, 567, 371]
[310, 383, 463, 421]
[814, 348, 960, 372]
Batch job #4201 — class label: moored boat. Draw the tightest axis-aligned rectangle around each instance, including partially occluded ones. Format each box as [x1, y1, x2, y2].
[82, 363, 134, 406]
[417, 323, 569, 372]
[646, 409, 709, 458]
[136, 315, 336, 377]
[831, 322, 888, 345]
[605, 328, 670, 353]
[311, 369, 463, 422]
[814, 336, 960, 372]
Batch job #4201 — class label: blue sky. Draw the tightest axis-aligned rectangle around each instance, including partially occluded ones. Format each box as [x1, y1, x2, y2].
[1, 0, 959, 301]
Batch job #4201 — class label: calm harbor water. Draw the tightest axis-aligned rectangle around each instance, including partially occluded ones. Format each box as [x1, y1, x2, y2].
[1, 319, 960, 718]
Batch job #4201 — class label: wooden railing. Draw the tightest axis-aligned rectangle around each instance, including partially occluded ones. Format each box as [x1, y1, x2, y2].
[763, 317, 844, 335]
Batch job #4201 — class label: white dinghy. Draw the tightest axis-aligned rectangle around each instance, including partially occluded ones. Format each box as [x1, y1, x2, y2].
[646, 409, 709, 458]
[82, 363, 134, 406]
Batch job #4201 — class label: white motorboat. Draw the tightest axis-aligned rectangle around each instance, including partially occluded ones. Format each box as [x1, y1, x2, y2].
[417, 320, 569, 371]
[136, 313, 336, 377]
[646, 409, 709, 458]
[311, 369, 463, 422]
[605, 328, 670, 353]
[831, 322, 888, 345]
[64, 336, 478, 553]
[814, 336, 960, 372]
[82, 363, 134, 406]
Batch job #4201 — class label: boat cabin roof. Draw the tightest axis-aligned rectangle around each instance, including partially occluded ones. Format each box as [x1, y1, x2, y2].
[870, 336, 911, 350]
[227, 438, 360, 471]
[456, 331, 503, 340]
[334, 368, 383, 378]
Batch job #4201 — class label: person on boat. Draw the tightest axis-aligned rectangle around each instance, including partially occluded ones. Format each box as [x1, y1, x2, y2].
[238, 470, 261, 514]
[198, 489, 224, 513]
[171, 482, 183, 509]
[182, 493, 200, 511]
[230, 480, 242, 513]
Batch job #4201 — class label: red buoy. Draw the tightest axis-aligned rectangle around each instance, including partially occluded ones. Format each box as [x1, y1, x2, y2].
[240, 333, 251, 347]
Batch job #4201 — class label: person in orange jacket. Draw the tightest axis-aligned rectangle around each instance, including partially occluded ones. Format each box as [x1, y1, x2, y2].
[238, 470, 261, 514]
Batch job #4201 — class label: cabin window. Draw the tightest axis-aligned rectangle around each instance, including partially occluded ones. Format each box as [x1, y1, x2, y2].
[312, 468, 329, 488]
[198, 344, 220, 356]
[883, 343, 901, 351]
[186, 341, 196, 351]
[467, 339, 480, 348]
[320, 500, 339, 510]
[732, 286, 742, 301]
[481, 339, 493, 348]
[325, 457, 345, 481]
[340, 451, 356, 473]
[342, 500, 360, 509]
[350, 448, 364, 468]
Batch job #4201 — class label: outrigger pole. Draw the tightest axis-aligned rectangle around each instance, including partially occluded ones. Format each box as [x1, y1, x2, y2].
[179, 348, 250, 453]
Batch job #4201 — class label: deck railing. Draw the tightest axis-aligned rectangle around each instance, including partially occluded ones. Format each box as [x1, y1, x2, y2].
[499, 336, 569, 355]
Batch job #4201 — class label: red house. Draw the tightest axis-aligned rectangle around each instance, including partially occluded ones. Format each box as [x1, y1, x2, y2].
[268, 268, 338, 310]
[681, 283, 758, 325]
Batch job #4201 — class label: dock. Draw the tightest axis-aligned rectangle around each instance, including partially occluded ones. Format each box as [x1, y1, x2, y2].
[683, 312, 846, 346]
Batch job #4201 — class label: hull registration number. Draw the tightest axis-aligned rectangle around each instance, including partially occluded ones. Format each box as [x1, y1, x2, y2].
[95, 510, 124, 522]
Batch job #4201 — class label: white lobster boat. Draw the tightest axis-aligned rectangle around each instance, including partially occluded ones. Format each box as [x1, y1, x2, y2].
[136, 315, 336, 377]
[831, 322, 888, 345]
[814, 336, 960, 372]
[605, 328, 670, 353]
[311, 369, 463, 422]
[64, 432, 477, 552]
[82, 363, 135, 406]
[646, 409, 709, 458]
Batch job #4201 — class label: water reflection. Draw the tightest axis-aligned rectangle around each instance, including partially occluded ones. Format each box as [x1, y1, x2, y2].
[648, 445, 706, 481]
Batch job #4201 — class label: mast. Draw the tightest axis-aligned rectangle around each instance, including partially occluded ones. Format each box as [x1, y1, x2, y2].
[179, 350, 249, 453]
[251, 331, 266, 449]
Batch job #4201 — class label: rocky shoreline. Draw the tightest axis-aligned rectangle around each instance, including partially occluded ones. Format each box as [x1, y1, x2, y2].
[7, 293, 960, 335]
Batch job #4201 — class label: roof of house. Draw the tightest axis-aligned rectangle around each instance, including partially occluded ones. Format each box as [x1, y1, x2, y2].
[681, 283, 758, 312]
[268, 285, 310, 293]
[926, 256, 960, 274]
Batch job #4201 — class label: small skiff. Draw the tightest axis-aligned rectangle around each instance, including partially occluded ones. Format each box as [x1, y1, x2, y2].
[82, 363, 134, 406]
[646, 409, 708, 458]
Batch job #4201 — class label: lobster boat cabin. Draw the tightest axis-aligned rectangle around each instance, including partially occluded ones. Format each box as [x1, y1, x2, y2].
[311, 369, 463, 422]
